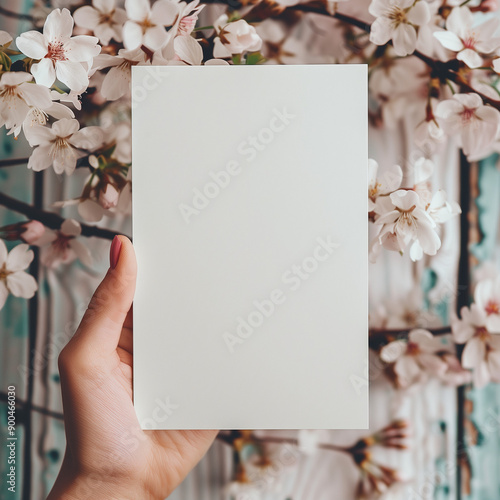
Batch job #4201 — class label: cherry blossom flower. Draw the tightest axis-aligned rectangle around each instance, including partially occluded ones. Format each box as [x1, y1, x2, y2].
[54, 151, 129, 221]
[16, 9, 101, 91]
[36, 219, 92, 268]
[426, 189, 461, 224]
[368, 0, 431, 57]
[414, 99, 446, 154]
[123, 0, 179, 51]
[93, 48, 147, 100]
[380, 329, 447, 388]
[0, 240, 38, 310]
[0, 72, 52, 136]
[74, 0, 127, 45]
[452, 304, 500, 387]
[177, 1, 204, 36]
[397, 186, 460, 260]
[373, 189, 441, 261]
[76, 179, 121, 222]
[213, 15, 263, 58]
[368, 159, 402, 212]
[21, 93, 75, 139]
[433, 7, 500, 69]
[435, 93, 500, 159]
[150, 0, 205, 63]
[26, 118, 103, 175]
[474, 276, 500, 332]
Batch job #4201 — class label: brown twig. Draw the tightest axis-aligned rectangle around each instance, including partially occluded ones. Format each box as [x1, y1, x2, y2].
[0, 157, 30, 168]
[369, 326, 452, 350]
[216, 431, 350, 453]
[0, 192, 124, 240]
[252, 1, 500, 111]
[0, 5, 33, 22]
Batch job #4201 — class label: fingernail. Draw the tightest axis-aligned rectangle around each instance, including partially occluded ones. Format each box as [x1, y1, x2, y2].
[110, 236, 122, 269]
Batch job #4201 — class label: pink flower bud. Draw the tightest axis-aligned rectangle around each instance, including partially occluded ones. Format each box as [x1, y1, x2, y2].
[99, 184, 119, 210]
[20, 220, 45, 244]
[0, 220, 45, 243]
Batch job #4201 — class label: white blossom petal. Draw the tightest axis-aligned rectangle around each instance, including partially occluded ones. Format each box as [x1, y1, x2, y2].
[174, 35, 203, 65]
[0, 239, 8, 265]
[151, 0, 179, 26]
[406, 1, 430, 26]
[31, 58, 57, 88]
[457, 48, 483, 69]
[392, 23, 417, 57]
[462, 337, 486, 369]
[28, 145, 54, 171]
[395, 355, 421, 386]
[65, 35, 101, 62]
[125, 0, 150, 22]
[78, 199, 105, 222]
[16, 30, 48, 59]
[6, 244, 33, 271]
[0, 281, 8, 309]
[73, 5, 101, 30]
[45, 8, 74, 41]
[55, 60, 90, 91]
[122, 20, 144, 50]
[433, 31, 463, 52]
[6, 271, 37, 298]
[380, 339, 406, 363]
[143, 25, 169, 50]
[100, 66, 130, 100]
[61, 218, 82, 236]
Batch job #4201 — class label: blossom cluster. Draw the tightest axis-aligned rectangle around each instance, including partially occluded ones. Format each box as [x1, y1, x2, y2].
[368, 158, 460, 262]
[2, 0, 500, 497]
[0, 0, 266, 306]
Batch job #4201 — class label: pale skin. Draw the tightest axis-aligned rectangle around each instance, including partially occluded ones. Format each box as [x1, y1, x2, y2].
[47, 236, 217, 500]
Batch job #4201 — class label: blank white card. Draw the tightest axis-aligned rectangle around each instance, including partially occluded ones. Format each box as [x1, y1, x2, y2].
[132, 65, 368, 429]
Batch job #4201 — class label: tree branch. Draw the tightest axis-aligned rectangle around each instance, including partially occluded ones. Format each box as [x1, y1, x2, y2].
[216, 431, 350, 453]
[0, 157, 30, 168]
[248, 1, 500, 111]
[0, 5, 33, 21]
[0, 192, 125, 240]
[369, 326, 452, 350]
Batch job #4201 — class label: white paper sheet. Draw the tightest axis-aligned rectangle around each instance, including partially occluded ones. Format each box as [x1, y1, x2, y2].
[132, 64, 368, 429]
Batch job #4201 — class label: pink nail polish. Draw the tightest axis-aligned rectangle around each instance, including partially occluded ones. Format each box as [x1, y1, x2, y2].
[110, 236, 122, 269]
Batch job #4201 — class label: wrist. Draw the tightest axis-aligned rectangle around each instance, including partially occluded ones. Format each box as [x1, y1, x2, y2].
[46, 461, 151, 500]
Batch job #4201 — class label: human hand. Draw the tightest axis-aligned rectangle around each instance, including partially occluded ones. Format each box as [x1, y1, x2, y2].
[47, 236, 217, 500]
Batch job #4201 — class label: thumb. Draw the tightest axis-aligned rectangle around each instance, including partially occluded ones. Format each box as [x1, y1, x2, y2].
[73, 235, 136, 354]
